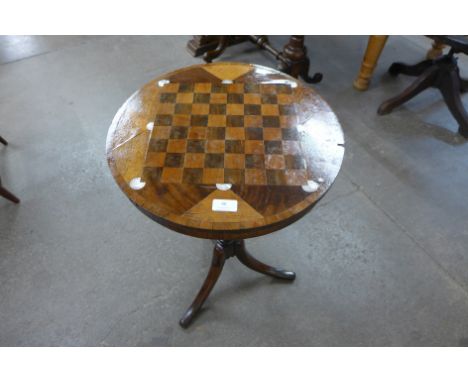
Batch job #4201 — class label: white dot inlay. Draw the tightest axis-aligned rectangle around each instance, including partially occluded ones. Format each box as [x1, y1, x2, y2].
[158, 79, 170, 87]
[216, 183, 232, 191]
[301, 180, 320, 193]
[129, 177, 146, 190]
[146, 122, 154, 131]
[222, 80, 233, 84]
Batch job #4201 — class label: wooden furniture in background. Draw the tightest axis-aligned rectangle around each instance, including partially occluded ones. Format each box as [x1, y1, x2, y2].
[187, 35, 323, 84]
[0, 136, 20, 204]
[377, 36, 468, 137]
[427, 39, 446, 60]
[354, 36, 447, 91]
[106, 62, 345, 327]
[353, 36, 389, 91]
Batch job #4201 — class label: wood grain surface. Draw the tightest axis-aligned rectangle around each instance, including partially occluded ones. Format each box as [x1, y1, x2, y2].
[106, 62, 345, 239]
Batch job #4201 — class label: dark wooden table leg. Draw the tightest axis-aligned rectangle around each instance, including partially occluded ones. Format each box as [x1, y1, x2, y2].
[203, 36, 229, 63]
[280, 35, 322, 84]
[438, 65, 468, 138]
[460, 78, 468, 93]
[179, 239, 296, 328]
[388, 60, 434, 77]
[187, 36, 220, 57]
[0, 136, 7, 145]
[179, 240, 229, 328]
[234, 240, 295, 280]
[378, 66, 438, 115]
[0, 177, 20, 204]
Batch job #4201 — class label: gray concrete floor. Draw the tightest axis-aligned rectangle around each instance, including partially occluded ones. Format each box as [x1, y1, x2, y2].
[1, 36, 468, 346]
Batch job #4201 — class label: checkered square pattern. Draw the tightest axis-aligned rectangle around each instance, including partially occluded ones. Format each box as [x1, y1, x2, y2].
[143, 82, 309, 186]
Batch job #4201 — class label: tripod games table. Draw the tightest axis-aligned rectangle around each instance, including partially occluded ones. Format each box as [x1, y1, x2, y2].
[106, 62, 345, 327]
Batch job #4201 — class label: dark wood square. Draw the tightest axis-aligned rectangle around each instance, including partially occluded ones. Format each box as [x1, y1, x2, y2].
[160, 93, 177, 103]
[282, 128, 299, 141]
[191, 115, 208, 127]
[209, 104, 226, 115]
[265, 141, 283, 154]
[207, 127, 226, 140]
[244, 104, 261, 115]
[144, 167, 163, 182]
[284, 155, 306, 169]
[183, 168, 203, 183]
[149, 139, 168, 152]
[244, 83, 260, 93]
[178, 83, 194, 93]
[245, 154, 265, 169]
[193, 93, 211, 103]
[170, 126, 188, 139]
[279, 105, 295, 115]
[261, 94, 278, 104]
[175, 103, 192, 114]
[263, 116, 280, 128]
[164, 153, 184, 167]
[227, 115, 244, 127]
[225, 140, 245, 154]
[155, 114, 172, 126]
[245, 127, 263, 140]
[211, 84, 227, 93]
[205, 153, 224, 168]
[227, 93, 244, 104]
[187, 140, 206, 153]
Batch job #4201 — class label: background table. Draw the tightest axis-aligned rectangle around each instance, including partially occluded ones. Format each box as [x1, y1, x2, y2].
[353, 35, 446, 91]
[106, 62, 345, 327]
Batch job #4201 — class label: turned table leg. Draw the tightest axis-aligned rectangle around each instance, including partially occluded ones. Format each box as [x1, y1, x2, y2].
[280, 35, 322, 83]
[179, 241, 227, 328]
[179, 239, 295, 328]
[426, 40, 445, 60]
[203, 36, 229, 63]
[354, 35, 389, 91]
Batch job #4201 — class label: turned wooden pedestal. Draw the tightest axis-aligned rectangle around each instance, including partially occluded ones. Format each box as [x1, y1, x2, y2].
[106, 62, 345, 327]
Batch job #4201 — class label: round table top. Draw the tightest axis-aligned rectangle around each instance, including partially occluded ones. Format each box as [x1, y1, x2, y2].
[106, 62, 345, 239]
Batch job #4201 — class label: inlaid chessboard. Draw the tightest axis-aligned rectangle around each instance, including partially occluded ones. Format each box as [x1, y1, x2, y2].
[142, 81, 311, 186]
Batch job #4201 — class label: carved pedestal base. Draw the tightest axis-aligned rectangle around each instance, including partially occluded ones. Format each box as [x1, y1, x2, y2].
[186, 35, 322, 83]
[378, 52, 468, 138]
[179, 239, 295, 328]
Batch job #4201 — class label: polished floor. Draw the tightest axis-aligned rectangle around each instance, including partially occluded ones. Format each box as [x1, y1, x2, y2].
[1, 36, 468, 346]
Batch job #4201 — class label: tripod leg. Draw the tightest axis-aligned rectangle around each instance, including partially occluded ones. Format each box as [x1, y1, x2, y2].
[378, 66, 438, 115]
[234, 240, 295, 280]
[0, 185, 20, 203]
[0, 136, 7, 145]
[438, 69, 468, 138]
[388, 60, 434, 77]
[179, 241, 227, 328]
[460, 78, 468, 93]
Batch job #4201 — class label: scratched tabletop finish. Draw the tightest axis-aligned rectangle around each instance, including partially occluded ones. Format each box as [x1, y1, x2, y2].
[106, 63, 345, 239]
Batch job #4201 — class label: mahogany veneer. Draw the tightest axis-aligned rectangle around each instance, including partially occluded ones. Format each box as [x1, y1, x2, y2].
[106, 63, 345, 327]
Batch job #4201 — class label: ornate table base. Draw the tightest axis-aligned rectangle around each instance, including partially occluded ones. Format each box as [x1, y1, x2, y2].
[187, 35, 322, 84]
[179, 240, 295, 328]
[378, 50, 468, 138]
